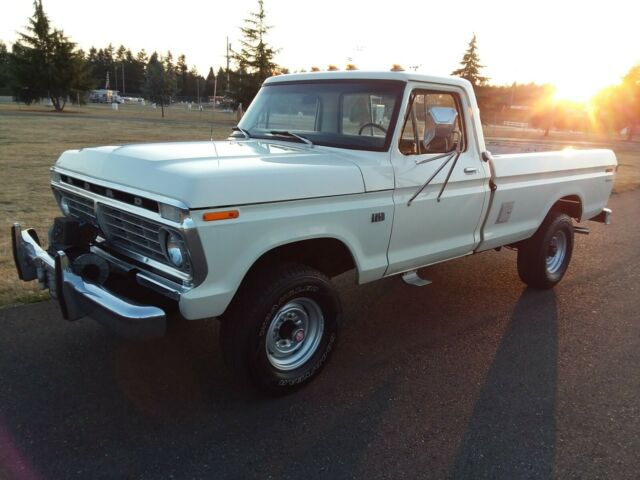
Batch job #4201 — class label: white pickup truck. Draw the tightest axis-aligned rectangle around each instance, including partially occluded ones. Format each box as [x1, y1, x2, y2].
[12, 70, 615, 393]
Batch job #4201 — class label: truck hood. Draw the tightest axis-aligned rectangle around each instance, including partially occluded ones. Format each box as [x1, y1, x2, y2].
[55, 140, 365, 208]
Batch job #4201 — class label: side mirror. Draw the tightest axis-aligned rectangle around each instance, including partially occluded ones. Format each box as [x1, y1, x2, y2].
[423, 107, 459, 152]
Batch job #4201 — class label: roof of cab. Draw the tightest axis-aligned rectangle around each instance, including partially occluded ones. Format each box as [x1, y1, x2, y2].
[263, 70, 473, 89]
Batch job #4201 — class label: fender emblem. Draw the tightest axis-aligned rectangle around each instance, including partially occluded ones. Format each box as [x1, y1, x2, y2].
[371, 212, 385, 223]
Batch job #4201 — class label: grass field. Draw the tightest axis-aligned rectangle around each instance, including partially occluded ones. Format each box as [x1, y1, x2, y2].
[1, 103, 639, 306]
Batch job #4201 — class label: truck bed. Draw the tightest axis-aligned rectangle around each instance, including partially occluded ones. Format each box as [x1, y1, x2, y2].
[477, 149, 617, 251]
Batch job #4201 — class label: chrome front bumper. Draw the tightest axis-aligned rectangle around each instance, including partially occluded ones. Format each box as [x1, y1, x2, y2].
[11, 223, 166, 338]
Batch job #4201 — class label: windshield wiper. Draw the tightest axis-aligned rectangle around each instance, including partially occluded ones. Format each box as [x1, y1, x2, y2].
[231, 126, 251, 139]
[270, 130, 313, 147]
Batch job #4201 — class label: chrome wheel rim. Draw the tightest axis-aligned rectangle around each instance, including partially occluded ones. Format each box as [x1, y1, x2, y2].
[546, 230, 567, 274]
[265, 297, 325, 371]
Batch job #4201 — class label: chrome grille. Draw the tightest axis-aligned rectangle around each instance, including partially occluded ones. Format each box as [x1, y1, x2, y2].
[98, 205, 166, 263]
[60, 191, 96, 223]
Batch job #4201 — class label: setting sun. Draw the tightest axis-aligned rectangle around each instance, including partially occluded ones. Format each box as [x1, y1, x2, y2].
[552, 81, 600, 103]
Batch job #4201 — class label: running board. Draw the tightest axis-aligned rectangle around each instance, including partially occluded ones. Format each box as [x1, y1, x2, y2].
[402, 270, 432, 287]
[574, 226, 590, 235]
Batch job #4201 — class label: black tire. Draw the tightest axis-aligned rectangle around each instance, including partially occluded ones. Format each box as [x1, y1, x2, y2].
[220, 263, 341, 395]
[517, 211, 574, 289]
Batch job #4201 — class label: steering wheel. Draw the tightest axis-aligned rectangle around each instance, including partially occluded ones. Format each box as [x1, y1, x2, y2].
[358, 123, 387, 135]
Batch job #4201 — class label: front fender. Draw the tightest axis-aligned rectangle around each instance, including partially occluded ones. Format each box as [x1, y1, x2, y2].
[178, 191, 394, 319]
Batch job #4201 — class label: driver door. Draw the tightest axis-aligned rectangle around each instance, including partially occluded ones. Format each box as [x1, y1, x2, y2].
[386, 87, 489, 275]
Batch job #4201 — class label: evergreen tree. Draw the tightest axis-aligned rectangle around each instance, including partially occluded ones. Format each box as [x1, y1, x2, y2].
[0, 41, 10, 94]
[204, 67, 216, 98]
[127, 49, 148, 94]
[231, 0, 279, 107]
[115, 44, 126, 63]
[176, 54, 188, 96]
[136, 49, 149, 65]
[216, 66, 227, 94]
[164, 51, 175, 75]
[10, 0, 92, 111]
[186, 66, 204, 99]
[144, 52, 176, 117]
[451, 34, 489, 87]
[86, 44, 114, 89]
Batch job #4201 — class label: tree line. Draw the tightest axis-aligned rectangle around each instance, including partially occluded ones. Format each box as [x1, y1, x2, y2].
[0, 0, 272, 114]
[85, 45, 219, 98]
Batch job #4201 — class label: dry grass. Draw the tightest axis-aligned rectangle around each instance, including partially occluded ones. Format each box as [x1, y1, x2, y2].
[610, 150, 640, 193]
[0, 105, 638, 306]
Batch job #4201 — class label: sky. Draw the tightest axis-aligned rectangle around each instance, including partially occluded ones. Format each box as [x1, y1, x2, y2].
[2, 0, 638, 101]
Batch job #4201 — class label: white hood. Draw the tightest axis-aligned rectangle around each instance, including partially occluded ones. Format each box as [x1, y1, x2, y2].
[55, 140, 366, 208]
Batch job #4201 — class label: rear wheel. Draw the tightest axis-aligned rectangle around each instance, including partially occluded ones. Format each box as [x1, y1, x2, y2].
[220, 264, 341, 395]
[517, 212, 574, 289]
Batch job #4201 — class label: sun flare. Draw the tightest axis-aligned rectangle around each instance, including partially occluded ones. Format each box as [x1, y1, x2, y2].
[552, 81, 599, 103]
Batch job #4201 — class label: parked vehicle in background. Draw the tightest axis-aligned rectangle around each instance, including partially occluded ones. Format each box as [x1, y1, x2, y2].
[89, 89, 122, 103]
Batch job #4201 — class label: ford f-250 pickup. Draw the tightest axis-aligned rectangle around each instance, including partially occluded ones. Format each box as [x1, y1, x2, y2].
[12, 70, 616, 393]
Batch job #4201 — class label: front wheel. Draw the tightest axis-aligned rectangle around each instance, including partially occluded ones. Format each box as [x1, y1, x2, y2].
[517, 212, 574, 289]
[220, 264, 341, 395]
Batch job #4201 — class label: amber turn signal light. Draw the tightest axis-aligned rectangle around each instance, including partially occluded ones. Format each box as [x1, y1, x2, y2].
[202, 210, 239, 221]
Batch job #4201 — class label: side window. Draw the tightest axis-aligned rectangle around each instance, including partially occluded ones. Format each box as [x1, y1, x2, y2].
[399, 91, 465, 155]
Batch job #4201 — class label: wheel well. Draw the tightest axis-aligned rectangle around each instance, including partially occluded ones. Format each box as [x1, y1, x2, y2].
[247, 238, 357, 280]
[550, 195, 582, 220]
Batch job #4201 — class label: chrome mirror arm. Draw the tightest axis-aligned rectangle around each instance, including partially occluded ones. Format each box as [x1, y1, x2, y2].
[415, 151, 454, 166]
[407, 151, 456, 206]
[436, 148, 462, 202]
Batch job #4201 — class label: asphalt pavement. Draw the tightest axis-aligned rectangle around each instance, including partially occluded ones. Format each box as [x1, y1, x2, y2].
[1, 190, 638, 480]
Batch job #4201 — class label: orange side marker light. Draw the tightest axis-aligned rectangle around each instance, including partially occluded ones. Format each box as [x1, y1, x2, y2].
[203, 210, 239, 221]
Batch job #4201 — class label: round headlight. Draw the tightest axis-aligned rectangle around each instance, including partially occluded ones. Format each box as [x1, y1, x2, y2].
[165, 231, 184, 268]
[59, 196, 70, 216]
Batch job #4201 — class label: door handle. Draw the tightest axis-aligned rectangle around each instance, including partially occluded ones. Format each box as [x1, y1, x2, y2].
[464, 167, 478, 174]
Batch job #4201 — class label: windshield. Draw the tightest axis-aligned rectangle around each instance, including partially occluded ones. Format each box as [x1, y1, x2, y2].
[238, 80, 405, 151]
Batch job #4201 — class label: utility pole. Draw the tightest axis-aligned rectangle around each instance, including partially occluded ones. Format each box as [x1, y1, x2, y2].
[114, 65, 118, 92]
[122, 63, 125, 95]
[213, 74, 218, 118]
[196, 78, 200, 107]
[226, 36, 231, 95]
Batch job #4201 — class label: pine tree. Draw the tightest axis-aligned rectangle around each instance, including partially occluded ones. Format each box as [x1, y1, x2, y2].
[176, 54, 188, 96]
[144, 52, 176, 117]
[204, 67, 216, 98]
[216, 66, 227, 95]
[10, 0, 92, 111]
[0, 41, 10, 94]
[185, 66, 204, 99]
[451, 34, 489, 87]
[231, 0, 279, 108]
